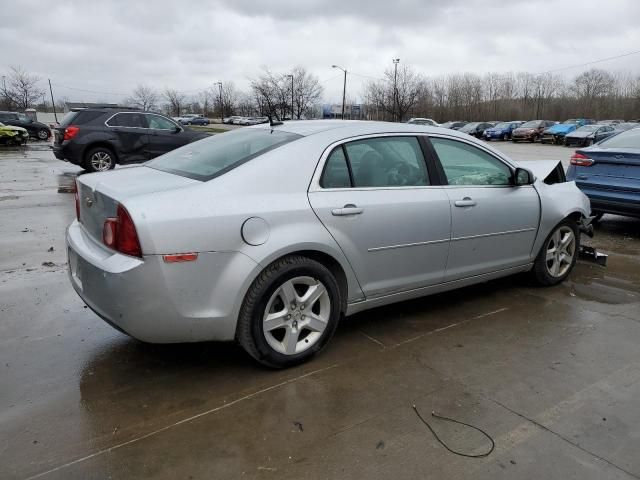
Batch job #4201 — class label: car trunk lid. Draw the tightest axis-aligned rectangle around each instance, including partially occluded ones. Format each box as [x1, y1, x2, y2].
[77, 166, 199, 246]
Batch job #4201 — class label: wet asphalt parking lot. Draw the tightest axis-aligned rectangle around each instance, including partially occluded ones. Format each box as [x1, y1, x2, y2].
[1, 139, 639, 479]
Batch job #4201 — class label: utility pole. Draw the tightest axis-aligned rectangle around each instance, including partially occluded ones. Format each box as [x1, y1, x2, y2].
[2, 75, 7, 110]
[393, 58, 400, 122]
[332, 65, 347, 119]
[287, 74, 294, 120]
[215, 82, 223, 123]
[48, 79, 58, 122]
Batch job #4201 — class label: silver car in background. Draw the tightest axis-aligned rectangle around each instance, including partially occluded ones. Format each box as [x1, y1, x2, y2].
[67, 121, 591, 368]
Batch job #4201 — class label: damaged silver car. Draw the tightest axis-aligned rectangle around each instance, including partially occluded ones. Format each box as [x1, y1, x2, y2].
[67, 121, 592, 368]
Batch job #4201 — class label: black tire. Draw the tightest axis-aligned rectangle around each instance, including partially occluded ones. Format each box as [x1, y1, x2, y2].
[84, 146, 116, 173]
[591, 212, 605, 224]
[532, 219, 580, 286]
[503, 133, 509, 141]
[531, 135, 538, 143]
[37, 128, 49, 140]
[237, 255, 342, 368]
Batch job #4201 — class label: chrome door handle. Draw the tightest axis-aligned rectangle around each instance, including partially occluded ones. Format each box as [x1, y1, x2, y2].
[332, 204, 364, 216]
[454, 197, 477, 207]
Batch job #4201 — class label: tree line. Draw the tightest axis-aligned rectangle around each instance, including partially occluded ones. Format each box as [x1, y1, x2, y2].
[2, 64, 640, 122]
[363, 66, 640, 122]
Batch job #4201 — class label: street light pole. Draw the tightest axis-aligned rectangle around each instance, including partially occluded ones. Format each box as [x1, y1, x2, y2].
[286, 74, 294, 120]
[215, 82, 223, 123]
[393, 58, 400, 122]
[48, 79, 58, 122]
[332, 65, 347, 120]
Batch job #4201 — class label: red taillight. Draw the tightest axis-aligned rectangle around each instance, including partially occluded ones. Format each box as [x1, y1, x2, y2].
[63, 125, 80, 141]
[570, 152, 594, 167]
[102, 204, 142, 257]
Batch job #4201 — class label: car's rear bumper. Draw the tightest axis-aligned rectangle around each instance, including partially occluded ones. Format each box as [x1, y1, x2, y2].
[66, 220, 261, 343]
[576, 185, 640, 218]
[53, 142, 83, 165]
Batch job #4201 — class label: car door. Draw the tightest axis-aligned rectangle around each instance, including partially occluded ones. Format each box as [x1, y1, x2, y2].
[308, 135, 451, 298]
[428, 136, 540, 282]
[146, 113, 190, 158]
[105, 112, 150, 163]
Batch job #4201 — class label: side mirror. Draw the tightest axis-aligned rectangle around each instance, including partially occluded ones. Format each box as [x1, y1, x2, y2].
[514, 167, 534, 186]
[174, 125, 182, 133]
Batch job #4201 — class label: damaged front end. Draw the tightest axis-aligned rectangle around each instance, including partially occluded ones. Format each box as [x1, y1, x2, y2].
[517, 159, 607, 267]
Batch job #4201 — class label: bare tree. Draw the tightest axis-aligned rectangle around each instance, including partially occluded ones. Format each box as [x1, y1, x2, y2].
[2, 66, 45, 110]
[572, 69, 616, 117]
[128, 84, 158, 111]
[363, 64, 423, 122]
[250, 68, 289, 120]
[291, 66, 323, 119]
[163, 88, 185, 116]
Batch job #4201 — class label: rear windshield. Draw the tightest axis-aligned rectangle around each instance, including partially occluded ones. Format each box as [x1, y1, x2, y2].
[597, 128, 640, 149]
[147, 128, 302, 181]
[60, 110, 104, 126]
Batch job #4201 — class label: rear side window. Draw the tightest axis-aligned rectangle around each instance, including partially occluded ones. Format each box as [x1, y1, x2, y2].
[147, 128, 302, 181]
[431, 137, 512, 186]
[106, 113, 147, 128]
[320, 147, 351, 188]
[598, 128, 640, 148]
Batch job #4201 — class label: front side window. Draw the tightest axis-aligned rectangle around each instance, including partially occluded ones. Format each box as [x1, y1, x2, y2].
[147, 115, 178, 130]
[430, 137, 512, 186]
[147, 128, 302, 181]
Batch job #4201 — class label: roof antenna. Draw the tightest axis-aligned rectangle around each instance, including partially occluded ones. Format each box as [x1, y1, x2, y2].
[267, 114, 283, 127]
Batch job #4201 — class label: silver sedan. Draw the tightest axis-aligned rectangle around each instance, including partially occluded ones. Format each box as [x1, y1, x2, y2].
[66, 121, 591, 367]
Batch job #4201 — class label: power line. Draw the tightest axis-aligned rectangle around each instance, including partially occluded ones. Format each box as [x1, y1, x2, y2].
[537, 49, 640, 75]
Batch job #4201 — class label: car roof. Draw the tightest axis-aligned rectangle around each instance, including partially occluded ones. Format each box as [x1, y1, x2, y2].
[247, 120, 447, 137]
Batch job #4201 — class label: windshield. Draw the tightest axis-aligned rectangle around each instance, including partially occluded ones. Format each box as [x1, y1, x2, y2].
[597, 128, 640, 149]
[520, 121, 540, 128]
[147, 128, 302, 181]
[563, 119, 578, 124]
[461, 122, 479, 129]
[494, 122, 511, 129]
[577, 125, 598, 132]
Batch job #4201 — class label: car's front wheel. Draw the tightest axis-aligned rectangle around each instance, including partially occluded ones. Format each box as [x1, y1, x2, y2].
[85, 146, 116, 172]
[237, 255, 341, 368]
[532, 220, 579, 286]
[37, 128, 49, 140]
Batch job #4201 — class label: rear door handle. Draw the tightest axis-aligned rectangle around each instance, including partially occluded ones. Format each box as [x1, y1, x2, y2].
[454, 197, 477, 207]
[332, 204, 364, 216]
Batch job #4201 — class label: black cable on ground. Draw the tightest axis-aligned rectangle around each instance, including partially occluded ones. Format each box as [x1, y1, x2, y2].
[412, 404, 495, 458]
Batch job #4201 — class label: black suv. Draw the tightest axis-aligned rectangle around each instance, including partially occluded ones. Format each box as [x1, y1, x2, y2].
[0, 111, 51, 140]
[53, 108, 209, 172]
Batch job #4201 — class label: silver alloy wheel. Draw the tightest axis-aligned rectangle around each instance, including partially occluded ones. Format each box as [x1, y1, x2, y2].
[263, 276, 331, 355]
[545, 226, 576, 278]
[37, 129, 48, 140]
[90, 151, 112, 171]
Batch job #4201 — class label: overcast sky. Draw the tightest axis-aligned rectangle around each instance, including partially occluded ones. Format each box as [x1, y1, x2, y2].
[2, 0, 639, 104]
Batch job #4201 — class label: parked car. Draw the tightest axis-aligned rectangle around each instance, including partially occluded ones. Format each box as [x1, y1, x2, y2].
[567, 128, 640, 219]
[564, 124, 617, 147]
[597, 120, 624, 126]
[458, 122, 494, 138]
[511, 120, 555, 142]
[439, 121, 467, 130]
[67, 121, 591, 368]
[540, 119, 594, 144]
[613, 122, 640, 132]
[483, 121, 524, 141]
[180, 114, 210, 126]
[0, 121, 29, 145]
[223, 116, 242, 124]
[407, 118, 438, 127]
[53, 108, 208, 172]
[0, 111, 51, 140]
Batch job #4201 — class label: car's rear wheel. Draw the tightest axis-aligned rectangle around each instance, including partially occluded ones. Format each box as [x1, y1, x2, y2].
[37, 128, 49, 140]
[503, 133, 509, 141]
[85, 147, 116, 173]
[532, 220, 579, 286]
[237, 255, 341, 368]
